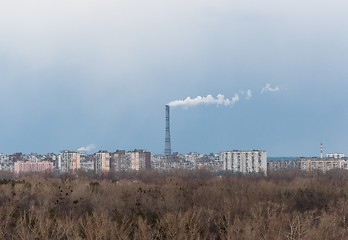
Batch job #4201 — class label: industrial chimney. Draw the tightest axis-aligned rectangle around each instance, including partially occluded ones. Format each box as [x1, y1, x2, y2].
[320, 143, 323, 159]
[164, 105, 172, 156]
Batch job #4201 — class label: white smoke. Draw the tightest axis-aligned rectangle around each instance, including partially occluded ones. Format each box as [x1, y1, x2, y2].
[168, 94, 240, 109]
[261, 83, 280, 93]
[243, 90, 252, 100]
[77, 144, 96, 152]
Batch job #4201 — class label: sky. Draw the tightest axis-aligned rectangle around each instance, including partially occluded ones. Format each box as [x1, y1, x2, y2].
[0, 0, 348, 156]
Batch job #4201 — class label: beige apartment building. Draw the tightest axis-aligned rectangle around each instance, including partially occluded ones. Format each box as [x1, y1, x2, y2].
[130, 150, 151, 171]
[58, 151, 81, 172]
[95, 151, 110, 172]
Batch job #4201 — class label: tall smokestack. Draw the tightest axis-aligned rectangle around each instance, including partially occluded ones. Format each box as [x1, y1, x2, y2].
[164, 105, 171, 156]
[320, 143, 323, 159]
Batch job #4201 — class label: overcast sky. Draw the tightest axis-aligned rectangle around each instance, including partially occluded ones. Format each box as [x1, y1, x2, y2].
[1, 0, 347, 156]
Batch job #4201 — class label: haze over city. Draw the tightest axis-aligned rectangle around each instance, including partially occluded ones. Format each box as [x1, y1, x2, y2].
[1, 0, 347, 156]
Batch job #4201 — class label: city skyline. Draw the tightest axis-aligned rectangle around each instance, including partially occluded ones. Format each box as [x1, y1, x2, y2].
[1, 0, 347, 156]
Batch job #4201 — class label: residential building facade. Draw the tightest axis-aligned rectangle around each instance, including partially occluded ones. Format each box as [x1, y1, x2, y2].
[220, 150, 267, 175]
[299, 157, 347, 172]
[130, 150, 151, 171]
[110, 150, 130, 171]
[58, 151, 81, 172]
[94, 151, 110, 172]
[14, 161, 54, 174]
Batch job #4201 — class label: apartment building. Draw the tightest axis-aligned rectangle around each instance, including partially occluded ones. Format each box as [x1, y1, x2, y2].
[299, 157, 347, 172]
[110, 150, 130, 171]
[220, 150, 267, 175]
[94, 151, 110, 172]
[14, 161, 54, 174]
[130, 149, 151, 171]
[58, 151, 81, 172]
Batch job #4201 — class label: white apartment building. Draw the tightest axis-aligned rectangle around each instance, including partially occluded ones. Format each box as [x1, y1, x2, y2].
[220, 150, 267, 176]
[58, 151, 81, 172]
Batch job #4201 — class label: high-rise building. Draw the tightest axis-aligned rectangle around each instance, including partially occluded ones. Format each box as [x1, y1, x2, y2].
[94, 151, 110, 172]
[110, 150, 129, 171]
[130, 150, 151, 171]
[220, 150, 267, 175]
[80, 153, 94, 171]
[164, 105, 171, 156]
[58, 151, 81, 172]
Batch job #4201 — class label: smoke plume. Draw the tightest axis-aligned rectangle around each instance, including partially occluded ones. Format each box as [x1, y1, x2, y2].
[77, 144, 96, 152]
[242, 90, 252, 100]
[168, 94, 240, 109]
[261, 83, 280, 93]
